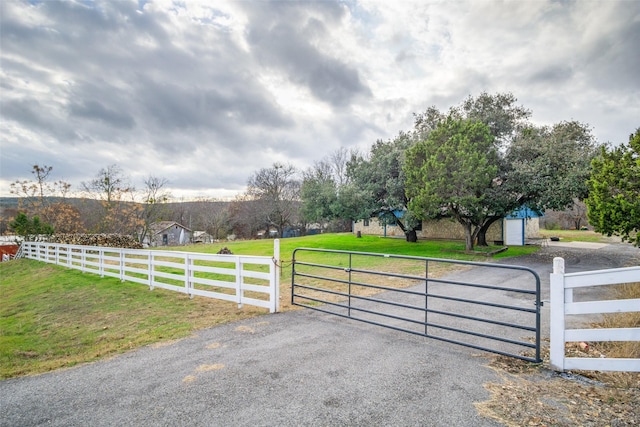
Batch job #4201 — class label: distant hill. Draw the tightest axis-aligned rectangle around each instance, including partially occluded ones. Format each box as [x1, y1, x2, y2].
[0, 197, 232, 230]
[0, 198, 20, 208]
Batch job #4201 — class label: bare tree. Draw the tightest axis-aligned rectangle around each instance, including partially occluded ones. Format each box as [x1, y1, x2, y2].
[561, 199, 589, 230]
[10, 164, 81, 233]
[137, 176, 171, 244]
[228, 194, 265, 239]
[190, 199, 230, 240]
[246, 163, 300, 237]
[81, 164, 141, 234]
[328, 146, 356, 187]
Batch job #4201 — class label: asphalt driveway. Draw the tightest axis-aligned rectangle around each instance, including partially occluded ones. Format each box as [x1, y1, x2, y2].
[1, 242, 637, 427]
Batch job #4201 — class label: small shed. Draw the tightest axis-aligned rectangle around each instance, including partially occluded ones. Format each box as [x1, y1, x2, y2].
[193, 231, 214, 244]
[504, 207, 541, 246]
[147, 221, 192, 246]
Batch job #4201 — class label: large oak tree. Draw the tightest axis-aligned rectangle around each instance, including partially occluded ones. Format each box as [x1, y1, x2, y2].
[408, 95, 599, 247]
[346, 132, 422, 241]
[405, 118, 498, 251]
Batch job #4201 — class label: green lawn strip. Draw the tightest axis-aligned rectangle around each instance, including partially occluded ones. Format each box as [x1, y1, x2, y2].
[538, 229, 612, 243]
[0, 259, 265, 379]
[1, 233, 540, 379]
[182, 233, 540, 263]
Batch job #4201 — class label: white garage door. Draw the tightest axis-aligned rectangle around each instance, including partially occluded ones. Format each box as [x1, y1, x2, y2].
[505, 218, 524, 246]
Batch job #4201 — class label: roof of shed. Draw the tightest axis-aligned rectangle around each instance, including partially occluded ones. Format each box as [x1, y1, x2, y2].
[149, 221, 192, 235]
[506, 206, 543, 219]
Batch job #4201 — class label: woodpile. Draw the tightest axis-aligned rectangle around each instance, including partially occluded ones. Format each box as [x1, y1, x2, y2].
[46, 234, 143, 249]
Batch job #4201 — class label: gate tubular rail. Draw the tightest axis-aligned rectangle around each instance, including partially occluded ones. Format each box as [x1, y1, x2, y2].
[292, 248, 541, 363]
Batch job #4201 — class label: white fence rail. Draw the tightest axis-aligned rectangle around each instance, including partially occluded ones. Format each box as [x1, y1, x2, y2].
[550, 257, 640, 372]
[20, 241, 280, 313]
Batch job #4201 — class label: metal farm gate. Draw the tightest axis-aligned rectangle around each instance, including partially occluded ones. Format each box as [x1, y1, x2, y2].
[291, 248, 542, 363]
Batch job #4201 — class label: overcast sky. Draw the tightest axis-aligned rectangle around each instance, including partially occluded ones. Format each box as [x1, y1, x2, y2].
[1, 0, 639, 200]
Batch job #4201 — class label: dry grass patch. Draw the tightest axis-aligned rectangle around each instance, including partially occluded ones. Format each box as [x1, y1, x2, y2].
[477, 346, 639, 427]
[477, 356, 639, 426]
[195, 363, 225, 372]
[477, 281, 640, 426]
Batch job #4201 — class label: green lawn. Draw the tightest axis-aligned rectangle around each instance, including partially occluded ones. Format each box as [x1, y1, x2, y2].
[0, 233, 540, 379]
[538, 229, 615, 243]
[182, 232, 540, 260]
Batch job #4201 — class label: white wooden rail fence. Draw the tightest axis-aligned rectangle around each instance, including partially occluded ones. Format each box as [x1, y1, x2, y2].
[550, 257, 640, 372]
[20, 241, 280, 313]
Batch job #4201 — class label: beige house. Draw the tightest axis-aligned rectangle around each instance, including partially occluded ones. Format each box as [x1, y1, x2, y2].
[353, 208, 540, 246]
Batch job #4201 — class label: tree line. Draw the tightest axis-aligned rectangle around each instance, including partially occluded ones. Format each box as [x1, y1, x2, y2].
[6, 92, 639, 248]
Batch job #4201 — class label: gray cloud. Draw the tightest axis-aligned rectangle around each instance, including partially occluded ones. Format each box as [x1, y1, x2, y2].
[137, 77, 292, 134]
[2, 98, 80, 142]
[528, 65, 574, 85]
[2, 99, 52, 132]
[582, 10, 640, 92]
[69, 99, 136, 129]
[244, 2, 371, 107]
[1, 0, 638, 198]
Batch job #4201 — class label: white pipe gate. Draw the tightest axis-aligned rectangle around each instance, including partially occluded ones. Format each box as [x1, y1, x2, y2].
[291, 248, 542, 362]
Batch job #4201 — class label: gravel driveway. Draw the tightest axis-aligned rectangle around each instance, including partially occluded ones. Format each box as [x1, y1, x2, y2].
[1, 242, 637, 427]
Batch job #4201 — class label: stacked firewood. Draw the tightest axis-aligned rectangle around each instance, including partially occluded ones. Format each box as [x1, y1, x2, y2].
[46, 234, 143, 249]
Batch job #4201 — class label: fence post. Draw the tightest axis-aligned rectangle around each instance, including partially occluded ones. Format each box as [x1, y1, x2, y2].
[236, 256, 243, 309]
[120, 249, 125, 282]
[272, 239, 280, 313]
[148, 251, 154, 291]
[186, 253, 193, 299]
[99, 248, 104, 278]
[550, 257, 566, 371]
